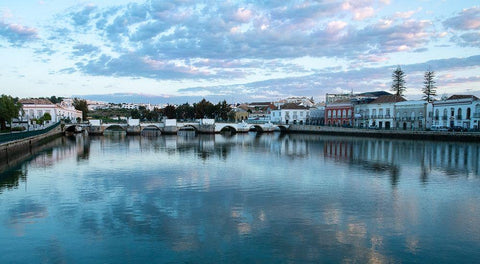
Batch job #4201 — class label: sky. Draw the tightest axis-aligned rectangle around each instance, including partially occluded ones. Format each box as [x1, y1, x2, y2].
[0, 0, 479, 103]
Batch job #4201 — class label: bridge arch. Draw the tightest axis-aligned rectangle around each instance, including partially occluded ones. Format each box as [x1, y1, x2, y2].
[179, 125, 198, 132]
[64, 125, 77, 133]
[249, 125, 264, 133]
[141, 125, 161, 131]
[220, 125, 237, 133]
[275, 125, 288, 133]
[104, 125, 126, 132]
[141, 125, 162, 136]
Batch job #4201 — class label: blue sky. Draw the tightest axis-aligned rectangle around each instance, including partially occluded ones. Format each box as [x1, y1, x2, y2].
[1, 0, 479, 102]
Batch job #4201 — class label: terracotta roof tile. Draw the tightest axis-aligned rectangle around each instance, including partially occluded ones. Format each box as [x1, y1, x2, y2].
[447, 94, 479, 100]
[19, 98, 54, 105]
[370, 95, 406, 104]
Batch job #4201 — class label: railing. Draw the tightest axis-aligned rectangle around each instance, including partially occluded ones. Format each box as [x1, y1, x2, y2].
[0, 122, 60, 144]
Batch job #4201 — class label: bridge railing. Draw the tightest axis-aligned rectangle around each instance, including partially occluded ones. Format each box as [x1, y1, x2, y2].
[0, 122, 60, 144]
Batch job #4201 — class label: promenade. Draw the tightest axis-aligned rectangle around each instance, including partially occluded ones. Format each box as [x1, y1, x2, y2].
[288, 124, 480, 142]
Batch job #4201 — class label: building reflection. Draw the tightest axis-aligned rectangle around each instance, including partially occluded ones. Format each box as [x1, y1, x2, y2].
[320, 136, 480, 183]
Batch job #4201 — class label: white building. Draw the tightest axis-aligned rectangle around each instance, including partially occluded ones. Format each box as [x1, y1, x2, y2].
[270, 103, 309, 125]
[355, 95, 406, 129]
[19, 98, 83, 124]
[87, 100, 109, 111]
[432, 95, 480, 130]
[121, 103, 139, 110]
[394, 100, 432, 130]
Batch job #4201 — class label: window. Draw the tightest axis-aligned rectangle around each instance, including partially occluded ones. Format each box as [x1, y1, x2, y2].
[467, 108, 471, 119]
[348, 109, 352, 117]
[342, 110, 346, 118]
[386, 108, 391, 117]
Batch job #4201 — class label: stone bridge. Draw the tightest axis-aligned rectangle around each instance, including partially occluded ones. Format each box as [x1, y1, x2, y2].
[68, 120, 289, 135]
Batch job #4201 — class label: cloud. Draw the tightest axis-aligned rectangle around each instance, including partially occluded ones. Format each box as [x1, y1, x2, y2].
[70, 4, 97, 26]
[177, 55, 480, 99]
[0, 21, 38, 45]
[443, 7, 480, 30]
[72, 44, 100, 56]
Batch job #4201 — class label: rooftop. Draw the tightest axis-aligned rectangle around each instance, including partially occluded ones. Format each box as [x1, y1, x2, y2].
[279, 103, 309, 110]
[370, 95, 406, 104]
[19, 98, 54, 105]
[447, 95, 479, 100]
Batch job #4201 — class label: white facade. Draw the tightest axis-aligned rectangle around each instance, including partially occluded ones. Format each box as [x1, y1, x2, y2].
[355, 102, 396, 129]
[432, 96, 480, 130]
[394, 101, 432, 130]
[20, 98, 83, 124]
[121, 103, 139, 110]
[270, 106, 309, 124]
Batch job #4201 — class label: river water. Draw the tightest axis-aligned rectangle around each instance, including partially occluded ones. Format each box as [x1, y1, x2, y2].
[1, 133, 479, 263]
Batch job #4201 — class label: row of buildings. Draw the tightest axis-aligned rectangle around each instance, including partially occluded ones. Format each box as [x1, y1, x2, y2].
[324, 92, 480, 130]
[230, 92, 480, 131]
[14, 93, 480, 131]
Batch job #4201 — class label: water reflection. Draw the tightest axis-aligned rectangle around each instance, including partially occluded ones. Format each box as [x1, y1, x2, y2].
[0, 134, 479, 263]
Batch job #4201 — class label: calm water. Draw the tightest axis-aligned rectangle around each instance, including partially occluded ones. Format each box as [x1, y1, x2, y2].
[1, 133, 480, 263]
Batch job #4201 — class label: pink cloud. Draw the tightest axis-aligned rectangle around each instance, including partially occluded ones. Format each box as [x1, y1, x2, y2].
[234, 8, 253, 23]
[353, 7, 375, 21]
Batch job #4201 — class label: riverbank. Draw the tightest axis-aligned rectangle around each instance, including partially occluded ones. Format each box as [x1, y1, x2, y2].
[288, 124, 480, 142]
[0, 123, 63, 168]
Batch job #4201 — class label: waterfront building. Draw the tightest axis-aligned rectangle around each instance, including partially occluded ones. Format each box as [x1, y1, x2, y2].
[230, 107, 249, 122]
[308, 103, 325, 125]
[270, 103, 310, 124]
[432, 95, 480, 130]
[355, 95, 406, 129]
[325, 99, 353, 126]
[394, 100, 432, 130]
[244, 102, 275, 121]
[19, 98, 83, 124]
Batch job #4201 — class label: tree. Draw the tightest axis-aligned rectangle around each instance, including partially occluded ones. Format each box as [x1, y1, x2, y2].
[0, 94, 22, 131]
[43, 112, 52, 122]
[422, 70, 437, 102]
[130, 109, 141, 119]
[215, 100, 231, 121]
[49, 96, 64, 104]
[163, 105, 176, 119]
[194, 99, 215, 119]
[391, 66, 406, 96]
[73, 98, 88, 121]
[176, 103, 195, 120]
